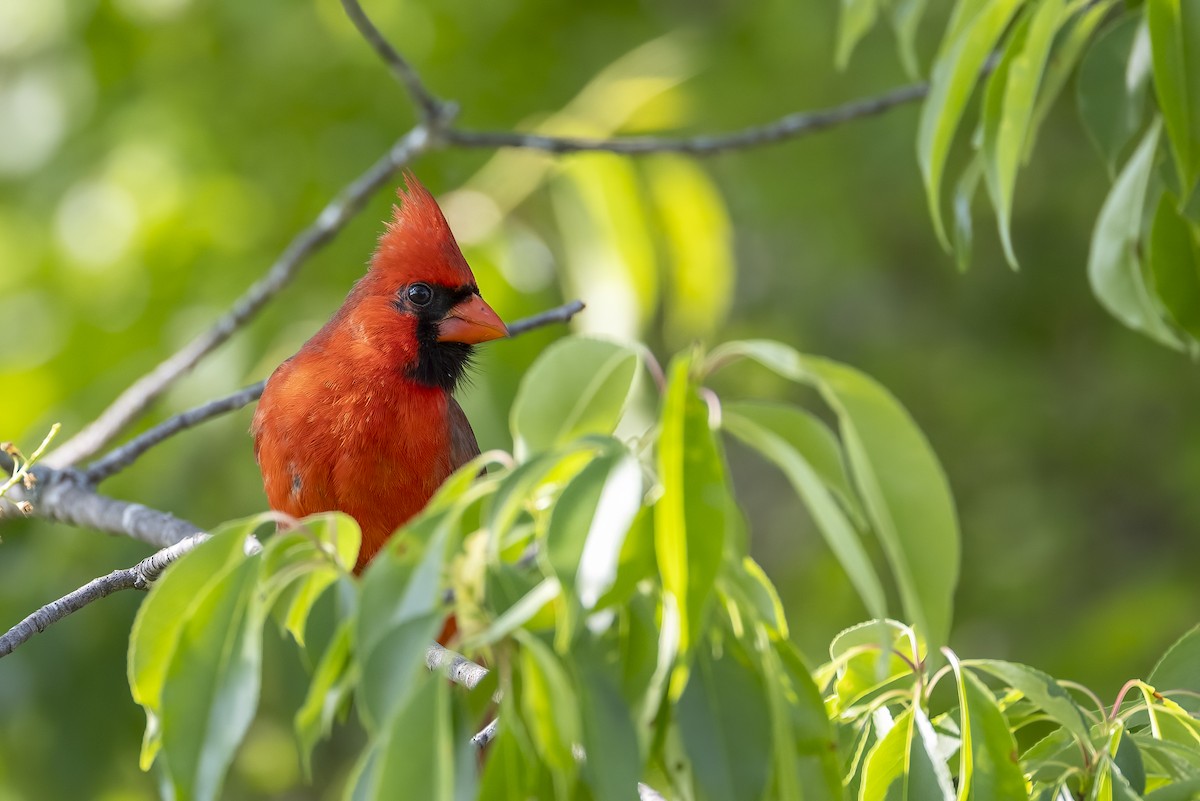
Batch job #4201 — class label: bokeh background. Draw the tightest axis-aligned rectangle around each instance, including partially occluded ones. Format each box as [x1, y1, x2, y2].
[2, 0, 1198, 798]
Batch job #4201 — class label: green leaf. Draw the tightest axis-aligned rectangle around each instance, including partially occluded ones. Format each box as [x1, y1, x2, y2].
[1078, 15, 1152, 172]
[708, 342, 960, 652]
[968, 659, 1093, 745]
[510, 336, 639, 461]
[677, 645, 772, 801]
[723, 556, 790, 640]
[772, 641, 844, 800]
[801, 357, 960, 653]
[160, 556, 263, 801]
[271, 513, 360, 648]
[128, 518, 260, 771]
[543, 447, 642, 613]
[1089, 119, 1186, 348]
[369, 670, 467, 801]
[860, 704, 956, 801]
[575, 661, 642, 801]
[722, 403, 885, 621]
[918, 0, 1025, 248]
[1149, 192, 1200, 340]
[357, 510, 454, 731]
[516, 631, 581, 774]
[962, 668, 1028, 800]
[829, 620, 920, 713]
[891, 0, 927, 78]
[295, 618, 355, 781]
[837, 0, 880, 69]
[1148, 0, 1200, 197]
[954, 155, 985, 272]
[1150, 624, 1200, 713]
[655, 352, 728, 696]
[464, 576, 561, 650]
[983, 0, 1070, 267]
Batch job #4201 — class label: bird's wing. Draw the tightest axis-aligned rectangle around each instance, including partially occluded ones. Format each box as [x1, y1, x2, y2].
[447, 397, 481, 470]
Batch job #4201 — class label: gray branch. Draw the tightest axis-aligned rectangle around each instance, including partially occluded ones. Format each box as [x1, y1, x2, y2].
[447, 81, 928, 156]
[0, 534, 206, 658]
[339, 0, 452, 125]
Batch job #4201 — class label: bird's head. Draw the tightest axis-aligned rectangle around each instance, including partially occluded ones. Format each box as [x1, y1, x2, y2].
[348, 172, 508, 392]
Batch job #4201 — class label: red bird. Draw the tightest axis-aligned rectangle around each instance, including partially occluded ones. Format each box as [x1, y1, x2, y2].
[252, 173, 507, 575]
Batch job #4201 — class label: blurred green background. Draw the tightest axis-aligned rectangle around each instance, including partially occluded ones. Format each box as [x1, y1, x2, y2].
[2, 0, 1198, 798]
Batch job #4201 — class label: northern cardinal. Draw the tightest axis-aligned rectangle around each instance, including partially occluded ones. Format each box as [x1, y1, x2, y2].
[252, 174, 507, 596]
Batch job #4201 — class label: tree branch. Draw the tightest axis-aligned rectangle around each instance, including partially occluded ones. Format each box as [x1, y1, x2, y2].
[0, 534, 206, 658]
[44, 127, 436, 470]
[446, 81, 928, 156]
[339, 0, 452, 125]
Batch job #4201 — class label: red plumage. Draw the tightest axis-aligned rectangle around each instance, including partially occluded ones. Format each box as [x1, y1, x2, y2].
[252, 173, 507, 583]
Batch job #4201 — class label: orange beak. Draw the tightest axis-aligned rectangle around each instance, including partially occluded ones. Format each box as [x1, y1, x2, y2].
[437, 293, 508, 344]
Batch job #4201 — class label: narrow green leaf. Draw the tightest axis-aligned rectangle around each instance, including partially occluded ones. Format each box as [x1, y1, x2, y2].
[464, 576, 561, 650]
[967, 659, 1093, 744]
[802, 357, 960, 653]
[1078, 15, 1152, 172]
[510, 336, 639, 461]
[963, 668, 1028, 800]
[838, 0, 880, 69]
[724, 556, 790, 640]
[722, 404, 886, 621]
[860, 707, 912, 800]
[1148, 0, 1200, 197]
[655, 352, 728, 696]
[954, 155, 984, 272]
[516, 631, 581, 774]
[1149, 192, 1200, 340]
[295, 619, 355, 781]
[988, 0, 1070, 267]
[544, 448, 642, 611]
[773, 640, 844, 800]
[677, 645, 772, 801]
[128, 518, 260, 770]
[1089, 119, 1185, 348]
[160, 557, 263, 801]
[891, 0, 927, 78]
[357, 511, 454, 731]
[575, 662, 642, 801]
[368, 671, 462, 801]
[918, 0, 1025, 248]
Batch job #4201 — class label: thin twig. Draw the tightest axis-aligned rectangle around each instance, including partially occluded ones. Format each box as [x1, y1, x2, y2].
[44, 127, 435, 470]
[339, 0, 452, 124]
[426, 643, 491, 691]
[83, 381, 266, 485]
[0, 534, 207, 658]
[77, 300, 584, 483]
[446, 81, 929, 156]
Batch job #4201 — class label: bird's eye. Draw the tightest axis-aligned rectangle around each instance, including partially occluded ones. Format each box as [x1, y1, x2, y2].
[407, 283, 433, 307]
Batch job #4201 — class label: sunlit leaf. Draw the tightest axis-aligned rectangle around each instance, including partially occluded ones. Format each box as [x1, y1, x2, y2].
[918, 0, 1025, 248]
[1088, 119, 1185, 348]
[465, 576, 561, 650]
[516, 631, 580, 774]
[962, 667, 1028, 799]
[510, 336, 639, 461]
[1147, 0, 1200, 197]
[968, 659, 1093, 744]
[1150, 624, 1200, 713]
[656, 352, 728, 696]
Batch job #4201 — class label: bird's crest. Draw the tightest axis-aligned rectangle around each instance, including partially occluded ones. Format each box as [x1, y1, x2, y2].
[371, 172, 477, 288]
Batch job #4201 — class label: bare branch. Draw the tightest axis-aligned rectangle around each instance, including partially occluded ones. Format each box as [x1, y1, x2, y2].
[44, 127, 435, 470]
[0, 533, 206, 658]
[84, 381, 266, 485]
[426, 643, 491, 691]
[506, 299, 586, 336]
[78, 301, 583, 483]
[446, 81, 928, 156]
[339, 0, 452, 124]
[6, 464, 205, 548]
